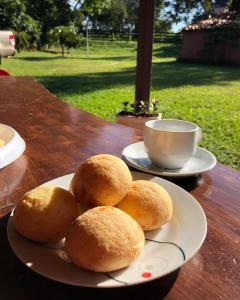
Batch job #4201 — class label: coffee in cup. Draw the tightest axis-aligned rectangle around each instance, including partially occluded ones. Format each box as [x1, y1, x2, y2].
[144, 119, 202, 169]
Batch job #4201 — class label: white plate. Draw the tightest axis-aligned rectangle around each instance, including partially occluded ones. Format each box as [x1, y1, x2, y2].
[0, 123, 26, 169]
[122, 141, 217, 177]
[7, 172, 207, 288]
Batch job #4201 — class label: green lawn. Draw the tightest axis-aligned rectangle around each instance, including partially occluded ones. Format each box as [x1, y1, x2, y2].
[3, 41, 240, 171]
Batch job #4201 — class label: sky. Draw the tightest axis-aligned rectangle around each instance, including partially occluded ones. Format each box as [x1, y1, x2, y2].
[172, 21, 186, 33]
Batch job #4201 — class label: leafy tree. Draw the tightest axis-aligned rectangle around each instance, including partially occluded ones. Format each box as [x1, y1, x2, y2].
[73, 0, 111, 16]
[164, 0, 240, 24]
[25, 0, 73, 46]
[94, 0, 128, 31]
[154, 0, 172, 32]
[72, 8, 85, 33]
[72, 0, 111, 53]
[14, 32, 30, 53]
[124, 0, 139, 31]
[163, 1, 205, 24]
[0, 0, 25, 29]
[47, 25, 80, 56]
[0, 0, 41, 49]
[154, 19, 172, 32]
[102, 0, 174, 33]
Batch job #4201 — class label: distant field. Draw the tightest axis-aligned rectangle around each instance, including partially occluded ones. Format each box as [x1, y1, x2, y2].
[3, 41, 240, 170]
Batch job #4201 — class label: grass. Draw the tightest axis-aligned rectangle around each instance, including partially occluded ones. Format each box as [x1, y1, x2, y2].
[2, 41, 240, 171]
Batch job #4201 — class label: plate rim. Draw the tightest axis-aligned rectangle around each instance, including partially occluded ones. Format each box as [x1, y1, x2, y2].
[122, 141, 217, 177]
[7, 171, 207, 288]
[0, 127, 26, 169]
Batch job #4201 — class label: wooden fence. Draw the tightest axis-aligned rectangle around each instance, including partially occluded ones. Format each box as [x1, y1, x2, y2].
[82, 31, 182, 43]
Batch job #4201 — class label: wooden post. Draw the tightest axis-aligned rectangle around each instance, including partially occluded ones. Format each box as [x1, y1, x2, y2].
[135, 0, 155, 112]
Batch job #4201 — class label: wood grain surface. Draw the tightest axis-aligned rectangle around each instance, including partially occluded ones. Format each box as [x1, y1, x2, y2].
[0, 77, 239, 300]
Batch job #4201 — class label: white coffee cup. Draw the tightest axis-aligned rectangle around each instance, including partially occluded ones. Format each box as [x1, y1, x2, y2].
[144, 119, 202, 169]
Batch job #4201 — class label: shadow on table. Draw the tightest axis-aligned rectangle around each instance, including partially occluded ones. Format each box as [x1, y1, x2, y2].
[0, 214, 179, 300]
[13, 270, 180, 300]
[130, 166, 203, 192]
[167, 175, 204, 192]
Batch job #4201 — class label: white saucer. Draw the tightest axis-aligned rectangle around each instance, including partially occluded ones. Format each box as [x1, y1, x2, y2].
[122, 141, 217, 177]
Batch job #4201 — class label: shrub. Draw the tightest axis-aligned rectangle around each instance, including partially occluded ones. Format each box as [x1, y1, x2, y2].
[47, 25, 81, 56]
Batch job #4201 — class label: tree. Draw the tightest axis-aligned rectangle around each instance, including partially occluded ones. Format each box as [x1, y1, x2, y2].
[124, 0, 139, 31]
[163, 1, 206, 24]
[73, 0, 111, 16]
[154, 19, 172, 32]
[154, 0, 172, 32]
[0, 0, 41, 50]
[72, 8, 85, 33]
[73, 0, 111, 30]
[25, 0, 73, 46]
[94, 0, 128, 31]
[163, 0, 240, 24]
[92, 0, 171, 33]
[47, 25, 80, 57]
[72, 0, 111, 53]
[0, 0, 25, 29]
[14, 31, 30, 53]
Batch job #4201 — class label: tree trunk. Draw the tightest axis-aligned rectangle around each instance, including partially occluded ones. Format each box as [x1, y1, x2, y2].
[61, 44, 64, 57]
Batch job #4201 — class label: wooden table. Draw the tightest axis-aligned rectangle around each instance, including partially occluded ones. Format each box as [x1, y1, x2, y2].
[0, 77, 239, 300]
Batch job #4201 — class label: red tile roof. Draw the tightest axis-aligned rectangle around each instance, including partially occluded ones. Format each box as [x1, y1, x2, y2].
[183, 12, 240, 31]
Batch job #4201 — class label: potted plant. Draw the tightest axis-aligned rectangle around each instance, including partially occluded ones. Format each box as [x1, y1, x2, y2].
[116, 99, 161, 130]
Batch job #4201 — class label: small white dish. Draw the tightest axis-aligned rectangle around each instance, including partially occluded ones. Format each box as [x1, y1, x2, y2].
[122, 141, 217, 177]
[7, 172, 207, 288]
[0, 124, 26, 169]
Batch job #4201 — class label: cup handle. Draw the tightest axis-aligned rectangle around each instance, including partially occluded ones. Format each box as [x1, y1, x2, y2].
[197, 127, 202, 144]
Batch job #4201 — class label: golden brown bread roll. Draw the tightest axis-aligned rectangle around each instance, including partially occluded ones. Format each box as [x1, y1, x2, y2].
[65, 206, 145, 272]
[117, 180, 173, 231]
[71, 154, 132, 207]
[13, 186, 80, 242]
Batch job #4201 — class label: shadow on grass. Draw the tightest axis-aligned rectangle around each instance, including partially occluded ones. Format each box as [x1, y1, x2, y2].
[14, 43, 177, 63]
[76, 55, 136, 61]
[15, 56, 63, 61]
[15, 55, 136, 61]
[36, 60, 240, 97]
[153, 43, 181, 58]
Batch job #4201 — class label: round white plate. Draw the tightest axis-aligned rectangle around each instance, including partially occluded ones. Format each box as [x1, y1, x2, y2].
[0, 123, 26, 169]
[7, 172, 207, 288]
[122, 141, 217, 177]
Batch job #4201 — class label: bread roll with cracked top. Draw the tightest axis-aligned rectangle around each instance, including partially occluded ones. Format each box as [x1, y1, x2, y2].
[117, 180, 173, 231]
[13, 186, 79, 242]
[65, 206, 145, 272]
[71, 154, 132, 207]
